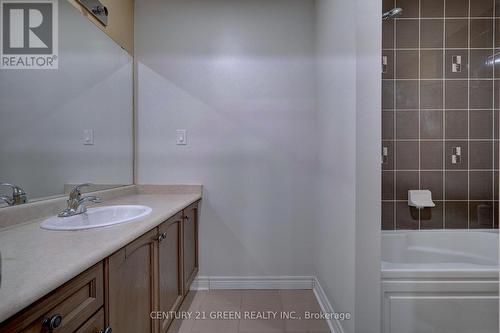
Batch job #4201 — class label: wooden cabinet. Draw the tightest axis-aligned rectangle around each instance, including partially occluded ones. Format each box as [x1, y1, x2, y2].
[68, 0, 134, 55]
[107, 229, 156, 333]
[1, 200, 201, 333]
[74, 309, 106, 333]
[157, 212, 183, 333]
[183, 202, 199, 294]
[0, 263, 103, 333]
[104, 201, 200, 333]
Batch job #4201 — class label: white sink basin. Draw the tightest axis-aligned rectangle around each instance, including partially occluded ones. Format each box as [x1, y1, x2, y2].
[40, 205, 152, 231]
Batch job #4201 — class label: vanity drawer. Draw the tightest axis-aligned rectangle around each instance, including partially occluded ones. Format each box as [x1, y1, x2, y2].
[74, 308, 105, 333]
[0, 262, 104, 333]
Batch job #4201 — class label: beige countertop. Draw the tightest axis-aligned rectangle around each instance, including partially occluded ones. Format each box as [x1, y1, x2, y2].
[0, 186, 202, 323]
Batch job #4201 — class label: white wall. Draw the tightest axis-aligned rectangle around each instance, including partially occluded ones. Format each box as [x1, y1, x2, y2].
[135, 0, 317, 276]
[314, 0, 381, 332]
[354, 0, 382, 331]
[315, 0, 357, 331]
[136, 1, 382, 331]
[0, 0, 133, 200]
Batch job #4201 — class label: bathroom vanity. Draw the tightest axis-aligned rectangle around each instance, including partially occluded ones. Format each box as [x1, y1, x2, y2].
[0, 186, 201, 333]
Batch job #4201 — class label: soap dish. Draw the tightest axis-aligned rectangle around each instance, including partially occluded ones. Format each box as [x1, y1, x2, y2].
[408, 190, 435, 209]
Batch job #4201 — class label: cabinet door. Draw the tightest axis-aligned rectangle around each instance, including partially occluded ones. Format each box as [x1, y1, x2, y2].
[183, 201, 199, 294]
[74, 308, 106, 333]
[158, 213, 183, 333]
[107, 229, 156, 333]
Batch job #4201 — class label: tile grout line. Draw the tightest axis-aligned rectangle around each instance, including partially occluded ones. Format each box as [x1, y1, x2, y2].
[383, 47, 497, 50]
[383, 169, 499, 171]
[418, 0, 422, 229]
[443, 0, 447, 229]
[467, 0, 471, 228]
[393, 0, 397, 230]
[392, 16, 499, 20]
[382, 138, 499, 142]
[278, 290, 284, 331]
[383, 108, 500, 111]
[236, 291, 242, 333]
[492, 1, 496, 229]
[382, 199, 497, 202]
[383, 78, 498, 80]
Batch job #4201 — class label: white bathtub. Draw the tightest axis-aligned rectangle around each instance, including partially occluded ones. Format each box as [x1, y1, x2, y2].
[381, 230, 499, 333]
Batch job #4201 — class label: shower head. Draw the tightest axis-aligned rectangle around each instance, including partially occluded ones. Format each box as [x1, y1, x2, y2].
[383, 7, 403, 20]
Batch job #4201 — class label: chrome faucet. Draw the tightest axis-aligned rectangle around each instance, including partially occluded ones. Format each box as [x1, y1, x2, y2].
[0, 183, 27, 206]
[58, 183, 102, 217]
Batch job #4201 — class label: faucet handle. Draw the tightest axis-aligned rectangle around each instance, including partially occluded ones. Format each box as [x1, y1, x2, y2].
[0, 183, 27, 205]
[85, 196, 102, 204]
[69, 183, 92, 200]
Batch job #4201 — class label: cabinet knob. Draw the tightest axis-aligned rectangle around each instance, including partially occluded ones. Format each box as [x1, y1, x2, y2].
[158, 232, 167, 242]
[42, 314, 62, 330]
[99, 327, 112, 333]
[183, 216, 189, 221]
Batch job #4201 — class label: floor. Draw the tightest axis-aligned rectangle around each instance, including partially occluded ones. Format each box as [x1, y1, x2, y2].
[167, 290, 331, 333]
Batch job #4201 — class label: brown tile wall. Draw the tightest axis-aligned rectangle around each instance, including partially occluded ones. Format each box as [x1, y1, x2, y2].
[382, 0, 499, 229]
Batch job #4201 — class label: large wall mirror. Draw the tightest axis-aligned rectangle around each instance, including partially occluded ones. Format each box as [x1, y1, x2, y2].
[0, 0, 133, 206]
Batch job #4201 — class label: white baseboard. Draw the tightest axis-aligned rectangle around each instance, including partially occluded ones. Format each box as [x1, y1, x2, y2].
[190, 275, 345, 333]
[190, 276, 210, 290]
[191, 275, 315, 290]
[313, 277, 345, 333]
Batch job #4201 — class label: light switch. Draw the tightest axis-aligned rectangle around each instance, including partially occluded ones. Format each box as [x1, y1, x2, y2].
[83, 129, 94, 145]
[176, 129, 187, 145]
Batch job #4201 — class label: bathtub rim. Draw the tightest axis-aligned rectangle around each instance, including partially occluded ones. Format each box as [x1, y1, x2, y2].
[381, 229, 499, 280]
